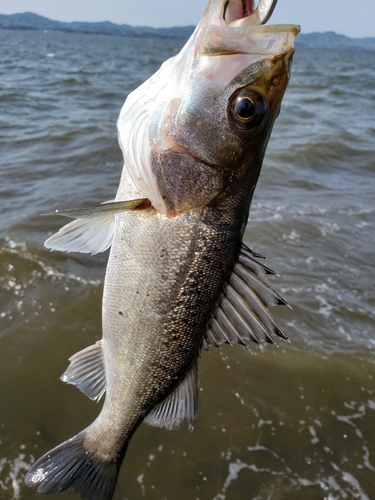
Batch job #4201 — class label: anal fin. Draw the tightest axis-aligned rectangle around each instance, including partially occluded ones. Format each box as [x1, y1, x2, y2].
[61, 341, 106, 401]
[144, 360, 198, 431]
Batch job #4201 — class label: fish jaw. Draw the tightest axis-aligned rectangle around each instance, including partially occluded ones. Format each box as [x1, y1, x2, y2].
[151, 43, 297, 218]
[118, 9, 299, 217]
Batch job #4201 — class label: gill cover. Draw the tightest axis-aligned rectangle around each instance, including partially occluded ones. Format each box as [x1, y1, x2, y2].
[117, 1, 299, 217]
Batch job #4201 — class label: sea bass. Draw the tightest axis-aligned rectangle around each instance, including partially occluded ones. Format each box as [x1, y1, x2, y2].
[26, 1, 299, 499]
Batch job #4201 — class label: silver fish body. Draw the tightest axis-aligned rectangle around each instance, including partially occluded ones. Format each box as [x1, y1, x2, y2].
[93, 180, 245, 448]
[26, 1, 299, 499]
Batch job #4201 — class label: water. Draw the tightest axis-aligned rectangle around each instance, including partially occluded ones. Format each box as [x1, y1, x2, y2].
[1, 28, 374, 500]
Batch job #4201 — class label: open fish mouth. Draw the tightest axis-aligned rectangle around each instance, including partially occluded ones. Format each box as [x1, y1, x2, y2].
[222, 0, 278, 25]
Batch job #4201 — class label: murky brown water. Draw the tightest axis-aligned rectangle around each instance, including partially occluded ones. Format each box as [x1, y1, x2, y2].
[2, 305, 375, 499]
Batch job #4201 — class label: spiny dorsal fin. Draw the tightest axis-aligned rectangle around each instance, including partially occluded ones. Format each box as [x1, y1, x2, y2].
[241, 243, 266, 260]
[144, 360, 198, 431]
[60, 341, 106, 401]
[204, 247, 289, 350]
[44, 198, 151, 254]
[234, 262, 288, 308]
[240, 243, 277, 276]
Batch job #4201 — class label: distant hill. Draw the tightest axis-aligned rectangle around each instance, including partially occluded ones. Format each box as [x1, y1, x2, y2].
[296, 31, 375, 50]
[1, 12, 375, 49]
[0, 12, 195, 39]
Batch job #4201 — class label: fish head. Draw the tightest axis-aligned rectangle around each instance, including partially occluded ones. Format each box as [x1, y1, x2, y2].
[117, 0, 300, 217]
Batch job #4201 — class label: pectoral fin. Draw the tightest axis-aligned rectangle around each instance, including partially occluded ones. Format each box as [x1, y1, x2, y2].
[44, 198, 149, 254]
[60, 341, 106, 401]
[144, 360, 198, 431]
[203, 244, 289, 350]
[45, 198, 149, 219]
[45, 214, 115, 254]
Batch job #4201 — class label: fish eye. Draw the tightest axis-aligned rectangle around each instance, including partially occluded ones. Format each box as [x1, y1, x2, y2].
[229, 90, 268, 131]
[234, 98, 255, 120]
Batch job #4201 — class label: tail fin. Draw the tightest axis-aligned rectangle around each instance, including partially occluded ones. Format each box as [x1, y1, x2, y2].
[25, 430, 125, 500]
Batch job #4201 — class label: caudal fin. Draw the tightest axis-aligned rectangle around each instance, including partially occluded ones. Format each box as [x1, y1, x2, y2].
[25, 430, 124, 500]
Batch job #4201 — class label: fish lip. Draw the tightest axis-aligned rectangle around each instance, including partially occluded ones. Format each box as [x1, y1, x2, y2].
[258, 23, 301, 35]
[224, 23, 301, 35]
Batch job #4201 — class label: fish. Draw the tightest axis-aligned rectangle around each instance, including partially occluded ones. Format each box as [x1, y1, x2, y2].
[26, 0, 299, 499]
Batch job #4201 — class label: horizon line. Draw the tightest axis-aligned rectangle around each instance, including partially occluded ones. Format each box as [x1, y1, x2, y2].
[1, 11, 374, 40]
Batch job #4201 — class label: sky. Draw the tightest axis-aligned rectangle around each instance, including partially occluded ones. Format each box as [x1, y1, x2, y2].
[0, 0, 372, 39]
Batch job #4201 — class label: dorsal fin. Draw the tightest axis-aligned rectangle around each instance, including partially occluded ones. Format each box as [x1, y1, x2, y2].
[204, 245, 289, 350]
[239, 243, 277, 276]
[240, 243, 266, 260]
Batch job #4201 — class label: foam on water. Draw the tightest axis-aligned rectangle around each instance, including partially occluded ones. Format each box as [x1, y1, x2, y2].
[0, 450, 34, 499]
